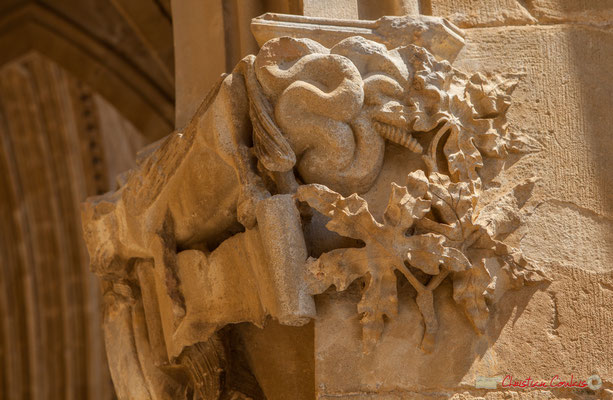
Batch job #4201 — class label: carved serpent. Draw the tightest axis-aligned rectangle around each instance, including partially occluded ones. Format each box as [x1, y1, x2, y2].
[253, 36, 427, 196]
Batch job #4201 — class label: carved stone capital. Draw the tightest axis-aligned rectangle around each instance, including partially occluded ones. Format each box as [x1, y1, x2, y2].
[82, 13, 546, 399]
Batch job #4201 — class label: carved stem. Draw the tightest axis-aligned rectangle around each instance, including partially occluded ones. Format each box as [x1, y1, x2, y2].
[426, 268, 449, 290]
[402, 266, 448, 354]
[415, 290, 437, 353]
[397, 263, 449, 297]
[396, 262, 426, 293]
[423, 121, 453, 175]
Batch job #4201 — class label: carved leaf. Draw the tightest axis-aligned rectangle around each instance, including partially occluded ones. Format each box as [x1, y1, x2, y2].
[410, 173, 491, 332]
[358, 267, 399, 349]
[465, 72, 516, 118]
[444, 73, 524, 182]
[413, 66, 525, 192]
[415, 172, 547, 334]
[403, 46, 453, 132]
[296, 181, 471, 276]
[383, 183, 430, 231]
[296, 180, 471, 351]
[296, 183, 380, 240]
[403, 233, 471, 274]
[452, 259, 491, 333]
[304, 240, 399, 351]
[443, 97, 486, 185]
[416, 172, 480, 248]
[305, 248, 370, 295]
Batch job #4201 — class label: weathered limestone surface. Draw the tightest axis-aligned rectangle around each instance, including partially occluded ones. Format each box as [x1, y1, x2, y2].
[81, 4, 613, 400]
[429, 0, 613, 28]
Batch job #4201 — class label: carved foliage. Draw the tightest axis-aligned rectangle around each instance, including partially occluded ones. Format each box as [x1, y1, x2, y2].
[297, 173, 470, 352]
[298, 170, 545, 353]
[295, 50, 547, 352]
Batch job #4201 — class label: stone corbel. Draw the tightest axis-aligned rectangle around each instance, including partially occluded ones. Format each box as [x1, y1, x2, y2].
[83, 13, 547, 399]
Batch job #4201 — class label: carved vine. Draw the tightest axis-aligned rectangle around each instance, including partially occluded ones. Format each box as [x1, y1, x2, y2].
[295, 57, 546, 353]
